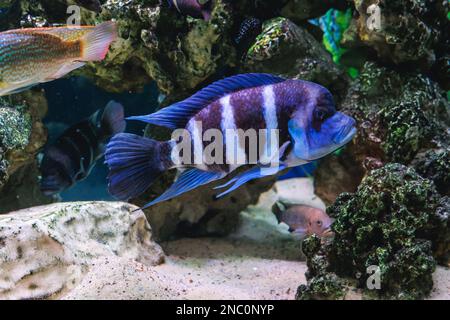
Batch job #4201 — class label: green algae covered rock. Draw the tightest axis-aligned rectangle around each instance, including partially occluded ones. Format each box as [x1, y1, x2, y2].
[300, 163, 449, 300]
[344, 62, 448, 165]
[0, 92, 51, 213]
[352, 0, 446, 65]
[85, 0, 236, 96]
[0, 0, 236, 97]
[414, 148, 450, 196]
[0, 99, 32, 188]
[296, 235, 349, 300]
[314, 61, 449, 203]
[242, 17, 348, 99]
[0, 102, 31, 150]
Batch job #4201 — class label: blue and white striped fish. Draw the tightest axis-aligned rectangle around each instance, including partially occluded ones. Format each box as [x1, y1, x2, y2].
[105, 73, 356, 208]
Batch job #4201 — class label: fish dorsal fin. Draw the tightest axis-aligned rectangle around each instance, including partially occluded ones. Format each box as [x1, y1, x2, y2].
[7, 26, 95, 42]
[127, 73, 286, 129]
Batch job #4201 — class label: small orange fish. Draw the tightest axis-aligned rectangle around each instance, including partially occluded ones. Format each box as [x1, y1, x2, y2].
[273, 202, 334, 238]
[0, 21, 117, 96]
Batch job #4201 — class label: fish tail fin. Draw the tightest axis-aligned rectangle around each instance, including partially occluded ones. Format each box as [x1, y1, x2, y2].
[105, 133, 171, 200]
[271, 202, 286, 224]
[80, 21, 117, 61]
[100, 100, 126, 138]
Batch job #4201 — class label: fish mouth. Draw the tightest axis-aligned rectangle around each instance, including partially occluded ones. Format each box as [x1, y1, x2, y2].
[321, 228, 335, 238]
[333, 125, 357, 146]
[40, 176, 64, 196]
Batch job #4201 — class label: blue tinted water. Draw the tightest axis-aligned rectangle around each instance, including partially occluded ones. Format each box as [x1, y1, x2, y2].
[42, 77, 159, 201]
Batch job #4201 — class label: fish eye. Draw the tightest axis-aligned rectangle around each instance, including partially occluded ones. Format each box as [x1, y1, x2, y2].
[314, 109, 328, 122]
[316, 220, 322, 226]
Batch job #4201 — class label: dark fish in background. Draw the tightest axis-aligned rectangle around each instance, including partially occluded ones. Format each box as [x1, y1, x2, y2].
[235, 17, 262, 60]
[272, 202, 334, 238]
[167, 0, 212, 21]
[40, 101, 126, 195]
[235, 17, 262, 46]
[74, 0, 102, 13]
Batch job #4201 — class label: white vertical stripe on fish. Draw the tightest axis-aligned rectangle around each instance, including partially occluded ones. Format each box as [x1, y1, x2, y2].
[221, 94, 246, 171]
[263, 85, 278, 130]
[169, 139, 181, 168]
[188, 118, 207, 169]
[261, 84, 280, 165]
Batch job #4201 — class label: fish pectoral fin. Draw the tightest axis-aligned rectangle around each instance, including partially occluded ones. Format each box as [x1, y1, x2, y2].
[43, 62, 86, 81]
[292, 227, 307, 238]
[140, 169, 225, 210]
[214, 163, 287, 198]
[74, 158, 88, 182]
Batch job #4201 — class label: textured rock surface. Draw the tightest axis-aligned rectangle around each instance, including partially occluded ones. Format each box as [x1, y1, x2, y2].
[0, 91, 51, 213]
[348, 0, 449, 88]
[63, 178, 312, 300]
[1, 179, 441, 301]
[242, 17, 348, 100]
[281, 0, 347, 23]
[0, 100, 31, 189]
[299, 164, 449, 300]
[314, 61, 449, 204]
[0, 201, 164, 299]
[414, 148, 450, 196]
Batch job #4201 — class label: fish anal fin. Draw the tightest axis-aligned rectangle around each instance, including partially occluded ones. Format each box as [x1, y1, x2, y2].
[215, 163, 287, 198]
[44, 62, 86, 81]
[141, 169, 225, 209]
[1, 84, 38, 96]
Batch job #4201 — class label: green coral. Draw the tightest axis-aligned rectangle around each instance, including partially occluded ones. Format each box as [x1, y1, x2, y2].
[299, 164, 448, 300]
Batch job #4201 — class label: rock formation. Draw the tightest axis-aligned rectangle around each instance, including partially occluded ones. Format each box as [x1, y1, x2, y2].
[0, 201, 164, 299]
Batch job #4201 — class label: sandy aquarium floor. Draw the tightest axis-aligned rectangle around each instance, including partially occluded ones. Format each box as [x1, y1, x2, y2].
[62, 179, 449, 300]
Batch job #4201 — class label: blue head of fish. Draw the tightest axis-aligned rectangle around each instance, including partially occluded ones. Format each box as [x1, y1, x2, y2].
[288, 81, 356, 161]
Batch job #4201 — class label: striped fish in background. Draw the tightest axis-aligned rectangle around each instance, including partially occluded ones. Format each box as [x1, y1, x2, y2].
[105, 73, 356, 208]
[40, 101, 126, 195]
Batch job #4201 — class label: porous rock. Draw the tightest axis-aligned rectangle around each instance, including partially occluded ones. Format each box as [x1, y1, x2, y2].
[0, 201, 165, 300]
